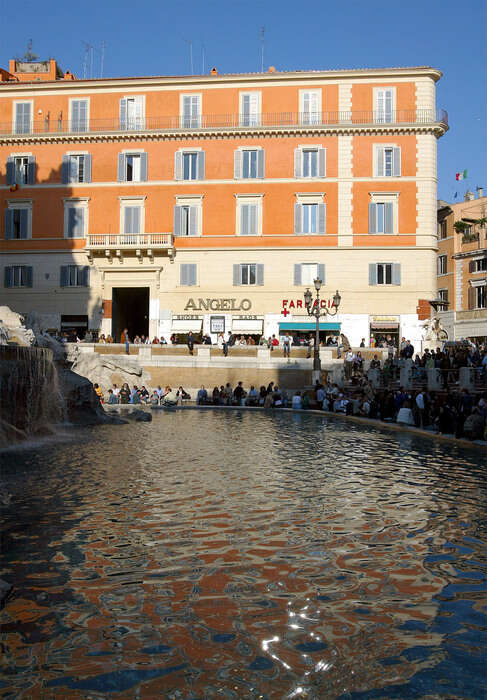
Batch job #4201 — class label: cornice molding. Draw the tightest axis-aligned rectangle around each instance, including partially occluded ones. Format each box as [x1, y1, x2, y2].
[0, 122, 448, 146]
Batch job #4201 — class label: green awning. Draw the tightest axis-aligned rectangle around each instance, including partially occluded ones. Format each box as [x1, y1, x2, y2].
[279, 322, 341, 331]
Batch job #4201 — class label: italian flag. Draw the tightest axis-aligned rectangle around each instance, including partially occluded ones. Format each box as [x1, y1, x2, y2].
[456, 169, 468, 180]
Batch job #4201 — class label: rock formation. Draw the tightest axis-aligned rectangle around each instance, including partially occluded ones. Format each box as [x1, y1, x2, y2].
[69, 348, 151, 394]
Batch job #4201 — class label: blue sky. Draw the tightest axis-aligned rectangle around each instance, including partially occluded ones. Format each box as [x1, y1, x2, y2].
[1, 0, 485, 201]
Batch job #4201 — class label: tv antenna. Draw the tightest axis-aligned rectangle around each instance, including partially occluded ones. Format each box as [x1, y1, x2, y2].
[82, 41, 106, 79]
[184, 39, 194, 74]
[261, 26, 265, 72]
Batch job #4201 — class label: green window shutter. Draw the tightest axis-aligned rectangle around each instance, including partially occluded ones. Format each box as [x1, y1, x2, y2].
[294, 264, 302, 286]
[197, 151, 205, 180]
[27, 156, 36, 185]
[318, 147, 326, 177]
[62, 155, 70, 184]
[392, 263, 401, 285]
[384, 202, 394, 234]
[117, 153, 125, 182]
[369, 203, 377, 234]
[294, 203, 302, 234]
[4, 266, 12, 287]
[6, 157, 14, 186]
[233, 264, 240, 286]
[175, 151, 183, 180]
[180, 264, 189, 286]
[189, 207, 198, 236]
[60, 266, 68, 287]
[392, 147, 401, 177]
[376, 147, 384, 176]
[140, 152, 148, 182]
[257, 149, 265, 178]
[317, 264, 325, 284]
[294, 148, 302, 177]
[25, 266, 33, 288]
[4, 209, 13, 239]
[84, 154, 92, 183]
[318, 203, 326, 234]
[19, 210, 28, 239]
[256, 264, 264, 285]
[81, 266, 90, 287]
[188, 264, 197, 286]
[369, 263, 377, 285]
[173, 206, 182, 237]
[234, 150, 242, 179]
[119, 98, 127, 129]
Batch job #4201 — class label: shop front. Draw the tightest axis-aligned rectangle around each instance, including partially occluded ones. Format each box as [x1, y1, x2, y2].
[170, 316, 203, 343]
[369, 316, 400, 348]
[279, 320, 341, 345]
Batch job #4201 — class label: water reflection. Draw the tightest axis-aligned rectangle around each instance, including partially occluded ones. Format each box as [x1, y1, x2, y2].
[1, 412, 486, 699]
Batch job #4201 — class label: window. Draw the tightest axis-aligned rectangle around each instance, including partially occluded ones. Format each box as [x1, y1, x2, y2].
[69, 99, 89, 132]
[181, 94, 201, 128]
[375, 146, 401, 177]
[175, 150, 205, 181]
[299, 90, 321, 125]
[438, 255, 448, 275]
[374, 88, 395, 123]
[62, 154, 92, 184]
[120, 96, 144, 130]
[475, 286, 487, 309]
[470, 258, 487, 273]
[294, 263, 325, 286]
[14, 102, 32, 134]
[64, 201, 88, 239]
[60, 265, 90, 287]
[117, 152, 147, 182]
[123, 206, 141, 234]
[6, 155, 35, 186]
[233, 263, 264, 286]
[175, 151, 203, 181]
[4, 265, 33, 288]
[438, 289, 448, 304]
[438, 220, 448, 240]
[236, 195, 263, 236]
[234, 149, 265, 179]
[4, 204, 31, 240]
[239, 92, 261, 126]
[368, 195, 397, 234]
[294, 202, 326, 234]
[174, 205, 198, 237]
[369, 263, 401, 285]
[294, 147, 326, 178]
[180, 263, 197, 286]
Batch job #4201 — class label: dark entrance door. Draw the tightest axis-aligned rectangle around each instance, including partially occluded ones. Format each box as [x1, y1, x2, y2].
[112, 287, 149, 343]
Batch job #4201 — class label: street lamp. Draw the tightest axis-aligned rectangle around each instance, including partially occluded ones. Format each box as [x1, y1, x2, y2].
[304, 280, 341, 384]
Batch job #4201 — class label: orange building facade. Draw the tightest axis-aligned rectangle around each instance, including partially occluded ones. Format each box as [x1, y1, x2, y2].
[437, 190, 487, 341]
[0, 59, 448, 345]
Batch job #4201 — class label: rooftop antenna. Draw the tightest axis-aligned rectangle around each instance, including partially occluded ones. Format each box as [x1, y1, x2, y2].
[16, 39, 38, 63]
[202, 44, 206, 74]
[82, 41, 92, 79]
[261, 26, 265, 72]
[184, 39, 194, 75]
[100, 40, 105, 78]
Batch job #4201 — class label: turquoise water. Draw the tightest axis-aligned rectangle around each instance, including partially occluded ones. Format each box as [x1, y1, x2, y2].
[1, 411, 486, 699]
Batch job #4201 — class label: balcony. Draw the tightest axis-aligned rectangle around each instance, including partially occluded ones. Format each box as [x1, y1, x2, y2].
[85, 232, 174, 262]
[0, 109, 449, 139]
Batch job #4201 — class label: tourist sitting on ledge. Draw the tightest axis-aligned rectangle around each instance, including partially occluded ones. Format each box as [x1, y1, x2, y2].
[139, 386, 150, 404]
[177, 386, 191, 401]
[107, 389, 118, 405]
[150, 391, 160, 406]
[197, 386, 208, 405]
[292, 392, 302, 410]
[93, 383, 104, 404]
[119, 383, 130, 404]
[162, 386, 178, 406]
[246, 385, 259, 406]
[151, 337, 160, 344]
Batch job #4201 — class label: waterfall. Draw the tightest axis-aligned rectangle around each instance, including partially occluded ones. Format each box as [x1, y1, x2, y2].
[0, 345, 65, 446]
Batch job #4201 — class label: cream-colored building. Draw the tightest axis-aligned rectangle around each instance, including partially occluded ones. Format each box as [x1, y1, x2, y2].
[0, 58, 448, 347]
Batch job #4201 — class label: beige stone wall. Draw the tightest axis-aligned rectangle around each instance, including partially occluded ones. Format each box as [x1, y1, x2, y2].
[140, 365, 312, 390]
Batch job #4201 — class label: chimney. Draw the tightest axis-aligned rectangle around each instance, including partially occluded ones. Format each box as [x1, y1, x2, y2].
[210, 67, 218, 76]
[464, 190, 475, 201]
[477, 186, 484, 199]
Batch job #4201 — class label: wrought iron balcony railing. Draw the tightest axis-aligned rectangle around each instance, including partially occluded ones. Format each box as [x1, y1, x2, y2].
[85, 232, 173, 249]
[1, 109, 448, 137]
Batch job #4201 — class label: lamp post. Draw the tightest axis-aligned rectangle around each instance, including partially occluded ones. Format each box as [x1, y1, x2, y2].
[304, 280, 341, 384]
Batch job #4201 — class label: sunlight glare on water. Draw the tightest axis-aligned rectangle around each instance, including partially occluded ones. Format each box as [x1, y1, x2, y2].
[1, 410, 486, 699]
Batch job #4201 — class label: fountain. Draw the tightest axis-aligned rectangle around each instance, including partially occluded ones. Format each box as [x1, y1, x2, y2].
[0, 306, 125, 449]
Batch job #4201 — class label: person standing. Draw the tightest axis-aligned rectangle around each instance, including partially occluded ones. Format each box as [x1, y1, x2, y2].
[121, 328, 130, 355]
[344, 348, 355, 380]
[282, 333, 291, 359]
[187, 331, 195, 356]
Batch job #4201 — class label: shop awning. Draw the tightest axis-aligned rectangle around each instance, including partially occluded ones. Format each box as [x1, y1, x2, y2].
[232, 319, 264, 333]
[171, 320, 203, 333]
[279, 322, 341, 331]
[370, 322, 399, 330]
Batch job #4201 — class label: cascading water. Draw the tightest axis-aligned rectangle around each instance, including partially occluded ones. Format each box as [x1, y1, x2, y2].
[0, 345, 65, 446]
